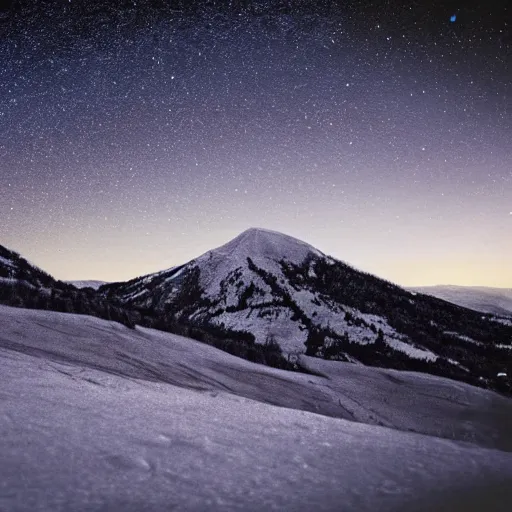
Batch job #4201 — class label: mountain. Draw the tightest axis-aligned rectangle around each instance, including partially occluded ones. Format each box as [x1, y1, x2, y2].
[68, 280, 107, 290]
[101, 227, 328, 353]
[0, 240, 297, 372]
[411, 285, 512, 317]
[0, 246, 103, 295]
[101, 228, 512, 393]
[2, 231, 512, 393]
[0, 244, 61, 290]
[0, 244, 140, 328]
[1, 304, 511, 511]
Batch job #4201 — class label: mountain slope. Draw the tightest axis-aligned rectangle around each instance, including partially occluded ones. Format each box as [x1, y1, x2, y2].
[0, 245, 104, 292]
[0, 244, 140, 328]
[411, 285, 512, 317]
[0, 244, 60, 289]
[101, 228, 512, 393]
[100, 227, 330, 353]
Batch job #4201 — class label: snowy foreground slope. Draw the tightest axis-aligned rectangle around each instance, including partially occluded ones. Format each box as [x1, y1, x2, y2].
[1, 306, 512, 511]
[411, 285, 512, 317]
[2, 305, 512, 450]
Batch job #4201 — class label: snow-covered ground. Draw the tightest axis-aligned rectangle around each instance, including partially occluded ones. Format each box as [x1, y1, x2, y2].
[492, 316, 512, 327]
[1, 305, 512, 511]
[2, 305, 511, 449]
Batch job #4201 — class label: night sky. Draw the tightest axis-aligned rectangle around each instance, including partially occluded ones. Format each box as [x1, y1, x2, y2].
[1, 1, 510, 286]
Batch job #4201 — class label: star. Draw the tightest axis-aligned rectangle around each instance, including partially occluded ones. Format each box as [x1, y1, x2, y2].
[0, 2, 509, 286]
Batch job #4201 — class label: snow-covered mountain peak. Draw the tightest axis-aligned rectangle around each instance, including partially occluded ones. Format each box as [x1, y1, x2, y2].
[188, 227, 324, 302]
[199, 227, 324, 265]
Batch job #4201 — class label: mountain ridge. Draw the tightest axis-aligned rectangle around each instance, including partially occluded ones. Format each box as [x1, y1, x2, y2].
[410, 285, 512, 317]
[2, 230, 512, 394]
[99, 228, 512, 393]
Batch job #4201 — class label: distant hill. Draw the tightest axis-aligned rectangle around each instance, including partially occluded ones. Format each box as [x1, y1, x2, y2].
[411, 285, 512, 317]
[68, 280, 107, 290]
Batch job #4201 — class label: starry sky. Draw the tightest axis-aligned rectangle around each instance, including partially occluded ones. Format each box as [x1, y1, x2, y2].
[1, 1, 511, 286]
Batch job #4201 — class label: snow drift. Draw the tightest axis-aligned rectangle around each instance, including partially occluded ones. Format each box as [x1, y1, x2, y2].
[1, 305, 512, 511]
